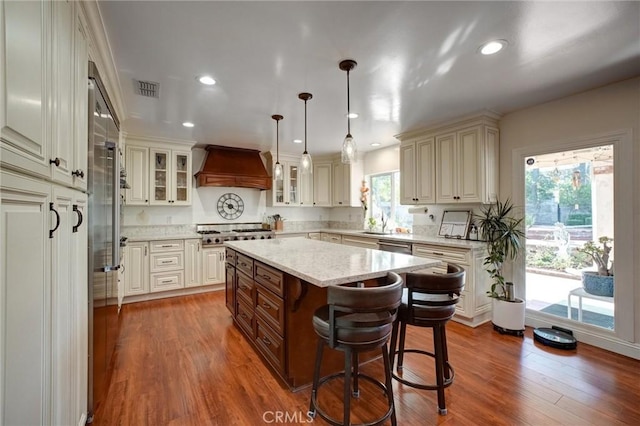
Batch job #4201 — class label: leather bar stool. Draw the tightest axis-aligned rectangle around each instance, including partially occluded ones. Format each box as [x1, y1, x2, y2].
[308, 272, 403, 426]
[389, 264, 465, 415]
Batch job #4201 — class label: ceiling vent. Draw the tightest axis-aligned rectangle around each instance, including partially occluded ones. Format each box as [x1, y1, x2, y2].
[134, 79, 160, 98]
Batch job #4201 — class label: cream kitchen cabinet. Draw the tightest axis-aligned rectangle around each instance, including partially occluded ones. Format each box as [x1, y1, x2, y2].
[313, 162, 332, 206]
[266, 153, 313, 207]
[412, 243, 490, 327]
[150, 240, 185, 292]
[150, 149, 192, 206]
[396, 113, 499, 205]
[124, 242, 149, 296]
[321, 233, 342, 244]
[185, 239, 203, 288]
[124, 145, 149, 205]
[203, 246, 226, 285]
[341, 235, 379, 249]
[1, 0, 88, 188]
[1, 170, 88, 426]
[332, 159, 364, 207]
[399, 138, 435, 205]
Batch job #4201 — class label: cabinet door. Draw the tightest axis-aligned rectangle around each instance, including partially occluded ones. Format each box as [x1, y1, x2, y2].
[72, 10, 89, 191]
[272, 166, 286, 205]
[1, 172, 52, 426]
[172, 151, 191, 205]
[225, 263, 236, 315]
[124, 242, 149, 296]
[416, 138, 435, 203]
[125, 146, 149, 204]
[332, 163, 345, 206]
[1, 0, 51, 178]
[313, 163, 332, 206]
[399, 143, 417, 205]
[435, 132, 457, 203]
[457, 127, 482, 203]
[150, 148, 171, 205]
[299, 170, 314, 206]
[203, 247, 225, 285]
[287, 163, 300, 205]
[51, 0, 75, 186]
[185, 239, 202, 288]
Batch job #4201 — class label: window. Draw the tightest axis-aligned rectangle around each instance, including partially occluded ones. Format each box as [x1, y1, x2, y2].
[368, 171, 412, 230]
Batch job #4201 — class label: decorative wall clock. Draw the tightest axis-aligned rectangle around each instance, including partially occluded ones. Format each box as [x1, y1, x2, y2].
[217, 193, 244, 220]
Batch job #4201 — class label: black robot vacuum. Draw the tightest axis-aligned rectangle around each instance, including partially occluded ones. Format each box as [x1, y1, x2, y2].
[533, 326, 577, 350]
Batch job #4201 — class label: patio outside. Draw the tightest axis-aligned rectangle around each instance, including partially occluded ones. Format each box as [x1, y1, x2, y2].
[524, 146, 614, 330]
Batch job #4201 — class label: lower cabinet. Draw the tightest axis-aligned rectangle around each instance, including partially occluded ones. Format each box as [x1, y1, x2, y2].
[124, 242, 149, 296]
[412, 243, 490, 327]
[184, 239, 202, 287]
[341, 235, 379, 249]
[203, 246, 225, 285]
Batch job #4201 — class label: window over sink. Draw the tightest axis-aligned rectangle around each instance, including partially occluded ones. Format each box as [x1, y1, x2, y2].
[368, 171, 413, 230]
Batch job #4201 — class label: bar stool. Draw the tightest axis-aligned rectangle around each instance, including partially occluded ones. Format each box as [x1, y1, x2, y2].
[389, 264, 465, 415]
[308, 272, 404, 426]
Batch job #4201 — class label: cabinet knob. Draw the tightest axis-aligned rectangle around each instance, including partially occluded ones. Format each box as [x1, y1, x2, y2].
[49, 158, 61, 167]
[72, 169, 84, 178]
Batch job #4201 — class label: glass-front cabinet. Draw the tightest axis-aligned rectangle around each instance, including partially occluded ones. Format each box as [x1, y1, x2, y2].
[151, 149, 170, 203]
[149, 148, 192, 206]
[272, 161, 302, 206]
[172, 151, 191, 204]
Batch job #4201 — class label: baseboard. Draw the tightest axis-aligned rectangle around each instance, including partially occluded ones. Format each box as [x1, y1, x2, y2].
[122, 284, 224, 304]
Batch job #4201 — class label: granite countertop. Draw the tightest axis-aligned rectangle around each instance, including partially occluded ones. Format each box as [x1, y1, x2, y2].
[121, 225, 200, 242]
[225, 237, 441, 287]
[275, 229, 487, 251]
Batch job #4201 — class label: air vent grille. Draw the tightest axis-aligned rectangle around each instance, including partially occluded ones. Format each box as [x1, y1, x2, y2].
[134, 79, 160, 98]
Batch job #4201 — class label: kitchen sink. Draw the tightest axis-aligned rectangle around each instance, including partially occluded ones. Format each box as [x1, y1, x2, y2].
[361, 231, 392, 235]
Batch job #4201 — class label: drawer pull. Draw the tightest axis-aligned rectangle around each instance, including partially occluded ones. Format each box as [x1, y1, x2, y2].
[262, 337, 272, 346]
[161, 244, 174, 248]
[161, 260, 173, 264]
[161, 279, 174, 284]
[240, 313, 248, 319]
[261, 274, 272, 281]
[262, 303, 271, 310]
[240, 262, 247, 268]
[432, 252, 444, 256]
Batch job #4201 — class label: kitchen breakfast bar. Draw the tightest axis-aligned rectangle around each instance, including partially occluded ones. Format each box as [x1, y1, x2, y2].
[224, 237, 440, 390]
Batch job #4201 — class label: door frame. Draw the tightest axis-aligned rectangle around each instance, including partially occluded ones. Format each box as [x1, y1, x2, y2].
[512, 129, 636, 358]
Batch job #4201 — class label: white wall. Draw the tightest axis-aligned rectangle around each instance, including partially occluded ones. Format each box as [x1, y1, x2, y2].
[499, 77, 639, 354]
[363, 145, 400, 176]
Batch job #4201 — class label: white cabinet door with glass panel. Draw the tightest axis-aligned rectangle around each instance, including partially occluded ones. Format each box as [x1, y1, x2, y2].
[149, 149, 192, 205]
[272, 161, 300, 206]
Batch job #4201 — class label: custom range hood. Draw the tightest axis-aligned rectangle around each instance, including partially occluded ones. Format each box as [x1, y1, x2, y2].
[195, 145, 272, 190]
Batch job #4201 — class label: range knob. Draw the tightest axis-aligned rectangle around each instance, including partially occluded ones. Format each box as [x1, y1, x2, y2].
[260, 236, 265, 239]
[206, 238, 212, 244]
[215, 238, 221, 244]
[267, 235, 273, 239]
[233, 236, 239, 241]
[250, 236, 256, 240]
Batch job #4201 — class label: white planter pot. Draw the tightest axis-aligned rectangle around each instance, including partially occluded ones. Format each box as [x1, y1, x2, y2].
[492, 298, 525, 336]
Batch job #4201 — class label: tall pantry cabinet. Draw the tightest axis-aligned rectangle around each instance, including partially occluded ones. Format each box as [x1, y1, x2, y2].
[1, 1, 91, 424]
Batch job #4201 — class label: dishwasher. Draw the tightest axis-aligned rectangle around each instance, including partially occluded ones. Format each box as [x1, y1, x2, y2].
[377, 240, 413, 255]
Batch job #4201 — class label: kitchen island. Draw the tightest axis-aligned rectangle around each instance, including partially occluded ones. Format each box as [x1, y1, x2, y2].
[224, 237, 440, 390]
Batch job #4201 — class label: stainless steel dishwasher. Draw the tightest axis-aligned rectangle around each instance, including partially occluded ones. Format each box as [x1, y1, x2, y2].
[377, 240, 413, 254]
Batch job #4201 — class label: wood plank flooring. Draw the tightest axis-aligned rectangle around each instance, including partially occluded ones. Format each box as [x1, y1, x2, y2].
[95, 292, 640, 425]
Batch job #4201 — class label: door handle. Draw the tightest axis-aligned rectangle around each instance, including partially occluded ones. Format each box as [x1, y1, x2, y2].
[49, 203, 60, 239]
[72, 204, 83, 233]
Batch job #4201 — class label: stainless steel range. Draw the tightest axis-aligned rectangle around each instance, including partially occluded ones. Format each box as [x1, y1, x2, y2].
[196, 223, 275, 246]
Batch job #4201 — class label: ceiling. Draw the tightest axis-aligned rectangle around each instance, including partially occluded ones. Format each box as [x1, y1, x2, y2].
[98, 1, 640, 157]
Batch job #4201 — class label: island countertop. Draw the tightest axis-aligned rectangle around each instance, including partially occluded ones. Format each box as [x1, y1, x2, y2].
[224, 237, 441, 287]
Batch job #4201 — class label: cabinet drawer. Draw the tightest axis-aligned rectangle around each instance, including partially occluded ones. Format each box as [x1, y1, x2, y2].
[255, 285, 285, 336]
[236, 270, 255, 305]
[412, 244, 470, 266]
[236, 299, 255, 339]
[150, 271, 184, 292]
[225, 248, 237, 266]
[255, 318, 285, 373]
[254, 261, 284, 297]
[341, 236, 379, 249]
[236, 253, 254, 277]
[150, 251, 184, 272]
[150, 240, 184, 253]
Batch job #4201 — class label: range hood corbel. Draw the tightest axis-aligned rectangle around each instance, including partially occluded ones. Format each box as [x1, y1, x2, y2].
[194, 145, 272, 190]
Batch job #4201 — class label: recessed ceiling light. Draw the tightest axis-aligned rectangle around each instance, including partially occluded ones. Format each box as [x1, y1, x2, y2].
[480, 40, 507, 55]
[293, 139, 302, 144]
[197, 75, 216, 85]
[182, 122, 194, 128]
[370, 142, 381, 147]
[346, 112, 359, 119]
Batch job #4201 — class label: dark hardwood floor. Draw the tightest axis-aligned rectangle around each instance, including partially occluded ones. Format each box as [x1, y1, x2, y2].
[95, 291, 640, 425]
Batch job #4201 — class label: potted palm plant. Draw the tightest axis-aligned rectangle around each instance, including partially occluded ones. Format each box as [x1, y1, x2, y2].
[578, 236, 613, 297]
[476, 199, 526, 336]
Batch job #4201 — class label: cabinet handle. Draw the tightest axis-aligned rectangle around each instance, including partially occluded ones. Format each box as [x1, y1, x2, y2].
[144, 246, 148, 256]
[262, 336, 272, 346]
[145, 199, 148, 203]
[240, 313, 248, 319]
[197, 242, 200, 252]
[261, 274, 272, 281]
[261, 302, 271, 310]
[161, 244, 173, 248]
[432, 252, 444, 256]
[161, 279, 174, 284]
[49, 158, 61, 167]
[161, 260, 172, 264]
[49, 203, 60, 239]
[72, 204, 83, 233]
[71, 169, 84, 178]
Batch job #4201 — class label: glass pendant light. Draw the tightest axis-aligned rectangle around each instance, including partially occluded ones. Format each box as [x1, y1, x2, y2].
[271, 114, 284, 181]
[298, 92, 313, 175]
[339, 59, 357, 164]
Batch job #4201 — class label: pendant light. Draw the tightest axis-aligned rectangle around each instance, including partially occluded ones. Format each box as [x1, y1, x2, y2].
[339, 59, 357, 164]
[271, 114, 284, 181]
[298, 92, 313, 175]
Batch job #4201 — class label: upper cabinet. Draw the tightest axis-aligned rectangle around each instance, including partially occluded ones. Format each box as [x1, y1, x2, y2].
[124, 135, 195, 206]
[313, 162, 332, 207]
[399, 138, 435, 205]
[397, 113, 499, 205]
[265, 153, 313, 207]
[1, 0, 88, 189]
[332, 158, 364, 207]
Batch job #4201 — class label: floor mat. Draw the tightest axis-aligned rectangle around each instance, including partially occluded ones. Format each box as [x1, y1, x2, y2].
[539, 303, 614, 330]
